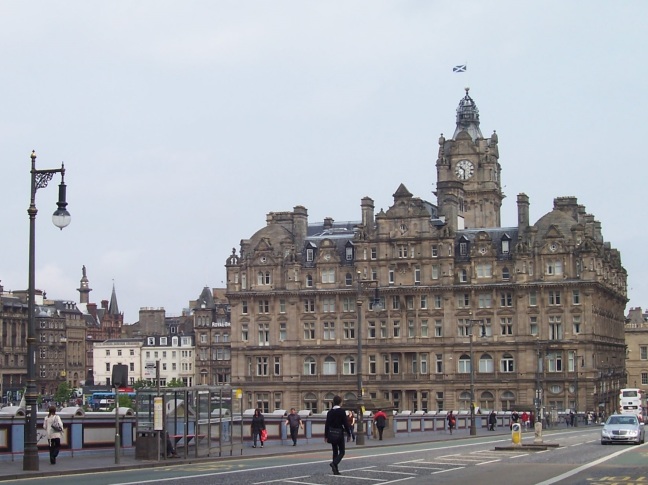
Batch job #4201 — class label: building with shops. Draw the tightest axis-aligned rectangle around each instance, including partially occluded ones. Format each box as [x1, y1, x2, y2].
[224, 89, 627, 416]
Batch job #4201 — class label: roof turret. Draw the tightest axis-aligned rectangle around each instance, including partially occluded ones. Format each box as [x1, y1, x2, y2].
[453, 87, 483, 140]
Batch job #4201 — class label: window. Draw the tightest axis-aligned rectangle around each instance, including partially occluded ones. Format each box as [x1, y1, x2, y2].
[371, 247, 377, 260]
[406, 295, 414, 310]
[200, 333, 207, 343]
[241, 324, 248, 342]
[368, 321, 376, 338]
[549, 316, 563, 340]
[641, 372, 648, 386]
[421, 319, 429, 337]
[303, 299, 315, 312]
[322, 297, 335, 313]
[459, 269, 468, 282]
[548, 290, 561, 305]
[322, 269, 335, 283]
[345, 273, 353, 286]
[279, 299, 286, 313]
[432, 265, 439, 280]
[274, 356, 281, 376]
[458, 354, 471, 373]
[420, 295, 428, 309]
[547, 352, 562, 372]
[343, 321, 356, 339]
[129, 362, 134, 372]
[117, 349, 122, 356]
[343, 356, 356, 375]
[306, 248, 314, 262]
[369, 355, 377, 374]
[476, 264, 492, 278]
[414, 267, 421, 284]
[459, 242, 468, 256]
[242, 301, 248, 314]
[501, 353, 514, 372]
[258, 323, 270, 346]
[432, 245, 438, 257]
[256, 357, 269, 376]
[478, 293, 492, 308]
[500, 292, 513, 307]
[572, 315, 581, 334]
[380, 321, 387, 338]
[342, 297, 354, 312]
[323, 356, 337, 375]
[160, 337, 167, 345]
[303, 322, 315, 340]
[502, 267, 510, 280]
[371, 267, 378, 280]
[640, 346, 647, 360]
[529, 290, 537, 306]
[258, 300, 270, 313]
[130, 349, 134, 356]
[392, 296, 400, 310]
[546, 260, 563, 276]
[433, 319, 442, 337]
[530, 316, 538, 336]
[479, 354, 494, 373]
[500, 317, 513, 335]
[316, 322, 332, 341]
[501, 239, 510, 254]
[346, 246, 354, 261]
[572, 290, 580, 305]
[458, 319, 471, 337]
[457, 293, 470, 308]
[105, 363, 110, 372]
[306, 274, 313, 287]
[407, 319, 415, 338]
[389, 269, 394, 284]
[434, 295, 442, 309]
[398, 245, 408, 258]
[106, 350, 110, 356]
[303, 357, 316, 375]
[393, 320, 400, 338]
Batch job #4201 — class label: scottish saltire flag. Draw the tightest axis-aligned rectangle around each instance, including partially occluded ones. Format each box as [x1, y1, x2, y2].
[453, 64, 467, 72]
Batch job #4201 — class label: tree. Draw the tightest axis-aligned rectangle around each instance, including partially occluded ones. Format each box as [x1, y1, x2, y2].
[54, 382, 74, 405]
[166, 378, 184, 388]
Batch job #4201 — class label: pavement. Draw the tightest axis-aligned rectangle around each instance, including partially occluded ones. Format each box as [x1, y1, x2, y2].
[0, 426, 518, 482]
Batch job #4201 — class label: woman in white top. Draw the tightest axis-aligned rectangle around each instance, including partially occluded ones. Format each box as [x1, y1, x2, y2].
[43, 406, 63, 464]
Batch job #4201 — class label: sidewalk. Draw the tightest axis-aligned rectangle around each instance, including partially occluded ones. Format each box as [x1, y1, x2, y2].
[0, 426, 514, 482]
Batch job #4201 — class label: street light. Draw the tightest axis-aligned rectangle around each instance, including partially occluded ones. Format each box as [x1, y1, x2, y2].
[355, 271, 381, 446]
[23, 151, 70, 471]
[467, 318, 483, 436]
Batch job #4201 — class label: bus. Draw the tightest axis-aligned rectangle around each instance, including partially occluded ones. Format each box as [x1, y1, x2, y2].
[619, 388, 645, 421]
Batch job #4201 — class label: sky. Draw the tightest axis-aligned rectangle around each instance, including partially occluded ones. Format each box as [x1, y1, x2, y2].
[1, 1, 646, 323]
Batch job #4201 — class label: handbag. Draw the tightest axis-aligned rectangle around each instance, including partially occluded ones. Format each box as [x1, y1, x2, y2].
[327, 427, 344, 442]
[51, 418, 63, 433]
[260, 429, 267, 442]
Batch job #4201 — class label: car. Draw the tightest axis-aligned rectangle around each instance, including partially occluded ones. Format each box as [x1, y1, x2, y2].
[601, 414, 645, 445]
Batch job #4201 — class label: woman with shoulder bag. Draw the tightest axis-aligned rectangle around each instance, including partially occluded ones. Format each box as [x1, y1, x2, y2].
[325, 395, 351, 476]
[44, 406, 63, 464]
[251, 408, 266, 448]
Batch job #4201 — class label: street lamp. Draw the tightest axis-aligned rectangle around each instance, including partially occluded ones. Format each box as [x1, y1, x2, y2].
[23, 151, 70, 471]
[467, 318, 483, 436]
[355, 271, 381, 446]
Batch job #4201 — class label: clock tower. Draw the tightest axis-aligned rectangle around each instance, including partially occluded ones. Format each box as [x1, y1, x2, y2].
[436, 88, 504, 229]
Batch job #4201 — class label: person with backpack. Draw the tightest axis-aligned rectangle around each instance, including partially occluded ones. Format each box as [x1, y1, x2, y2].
[373, 409, 387, 440]
[447, 410, 456, 434]
[43, 405, 63, 464]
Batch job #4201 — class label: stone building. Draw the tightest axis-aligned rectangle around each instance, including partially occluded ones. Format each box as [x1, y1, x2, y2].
[625, 307, 648, 391]
[0, 283, 28, 404]
[225, 89, 627, 416]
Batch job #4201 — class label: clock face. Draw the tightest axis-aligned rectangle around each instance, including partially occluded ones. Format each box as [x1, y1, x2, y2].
[455, 160, 474, 180]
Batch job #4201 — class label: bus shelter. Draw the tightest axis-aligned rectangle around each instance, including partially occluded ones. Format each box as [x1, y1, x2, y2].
[134, 385, 243, 460]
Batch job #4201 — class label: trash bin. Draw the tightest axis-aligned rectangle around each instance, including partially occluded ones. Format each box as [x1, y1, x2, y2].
[135, 430, 159, 460]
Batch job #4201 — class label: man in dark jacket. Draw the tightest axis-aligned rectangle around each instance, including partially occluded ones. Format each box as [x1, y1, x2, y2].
[373, 409, 388, 440]
[325, 395, 351, 475]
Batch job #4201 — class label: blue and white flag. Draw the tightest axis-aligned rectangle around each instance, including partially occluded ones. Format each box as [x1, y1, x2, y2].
[453, 64, 467, 73]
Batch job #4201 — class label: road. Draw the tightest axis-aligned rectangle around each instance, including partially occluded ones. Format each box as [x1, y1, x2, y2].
[11, 428, 648, 485]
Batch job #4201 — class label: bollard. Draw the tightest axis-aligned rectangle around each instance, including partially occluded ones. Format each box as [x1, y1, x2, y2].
[511, 422, 522, 446]
[533, 421, 543, 444]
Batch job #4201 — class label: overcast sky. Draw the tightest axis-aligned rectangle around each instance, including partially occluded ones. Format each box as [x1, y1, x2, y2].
[1, 1, 646, 323]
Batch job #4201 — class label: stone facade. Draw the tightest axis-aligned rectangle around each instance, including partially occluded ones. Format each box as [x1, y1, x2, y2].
[625, 307, 648, 392]
[224, 90, 628, 416]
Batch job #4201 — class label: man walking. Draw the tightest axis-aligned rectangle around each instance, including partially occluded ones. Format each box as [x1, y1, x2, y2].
[373, 409, 388, 440]
[285, 408, 303, 446]
[325, 395, 352, 475]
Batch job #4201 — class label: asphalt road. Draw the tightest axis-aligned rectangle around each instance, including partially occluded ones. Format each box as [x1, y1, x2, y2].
[9, 428, 648, 485]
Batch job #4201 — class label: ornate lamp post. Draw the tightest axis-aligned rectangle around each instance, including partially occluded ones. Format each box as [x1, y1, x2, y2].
[23, 151, 70, 471]
[355, 272, 381, 446]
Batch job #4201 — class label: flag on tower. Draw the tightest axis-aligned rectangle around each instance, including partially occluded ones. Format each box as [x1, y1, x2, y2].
[453, 64, 467, 73]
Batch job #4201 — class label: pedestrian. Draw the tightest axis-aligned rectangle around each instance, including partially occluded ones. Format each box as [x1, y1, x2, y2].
[325, 395, 351, 476]
[521, 411, 529, 430]
[373, 408, 388, 440]
[488, 410, 497, 431]
[510, 410, 519, 430]
[346, 410, 356, 442]
[569, 410, 575, 427]
[43, 405, 63, 465]
[446, 410, 456, 434]
[251, 408, 265, 448]
[285, 408, 303, 446]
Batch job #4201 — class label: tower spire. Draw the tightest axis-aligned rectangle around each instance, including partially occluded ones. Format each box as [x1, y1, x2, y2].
[108, 281, 120, 315]
[453, 87, 483, 140]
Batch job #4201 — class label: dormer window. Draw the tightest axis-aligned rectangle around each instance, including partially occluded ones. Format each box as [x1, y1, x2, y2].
[458, 236, 469, 257]
[147, 337, 155, 345]
[501, 234, 511, 254]
[160, 337, 167, 345]
[345, 245, 354, 261]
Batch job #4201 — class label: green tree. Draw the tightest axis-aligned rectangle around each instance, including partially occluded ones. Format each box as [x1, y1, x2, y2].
[133, 378, 152, 390]
[166, 378, 184, 388]
[54, 382, 74, 405]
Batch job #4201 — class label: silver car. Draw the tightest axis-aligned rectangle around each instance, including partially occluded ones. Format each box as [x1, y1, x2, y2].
[601, 414, 645, 445]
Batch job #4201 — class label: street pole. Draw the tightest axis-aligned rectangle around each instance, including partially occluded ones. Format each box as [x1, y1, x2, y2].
[23, 151, 70, 471]
[355, 272, 365, 445]
[469, 323, 476, 436]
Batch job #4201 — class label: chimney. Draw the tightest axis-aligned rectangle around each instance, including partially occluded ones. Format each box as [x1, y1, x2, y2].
[361, 197, 375, 229]
[517, 193, 530, 234]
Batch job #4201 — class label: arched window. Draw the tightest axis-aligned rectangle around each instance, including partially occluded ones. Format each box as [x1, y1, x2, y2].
[306, 274, 313, 287]
[478, 353, 494, 373]
[257, 271, 264, 285]
[500, 353, 515, 372]
[323, 356, 337, 375]
[459, 391, 471, 410]
[303, 357, 316, 375]
[458, 354, 471, 373]
[501, 391, 515, 411]
[304, 392, 317, 414]
[343, 356, 356, 375]
[344, 392, 357, 402]
[324, 392, 336, 410]
[480, 391, 494, 411]
[345, 273, 353, 286]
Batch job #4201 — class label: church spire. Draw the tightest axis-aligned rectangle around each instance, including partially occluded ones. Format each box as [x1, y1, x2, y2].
[108, 282, 120, 315]
[77, 265, 92, 304]
[453, 87, 483, 140]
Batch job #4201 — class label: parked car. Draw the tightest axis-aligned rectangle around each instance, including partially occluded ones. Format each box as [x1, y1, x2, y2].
[601, 414, 645, 445]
